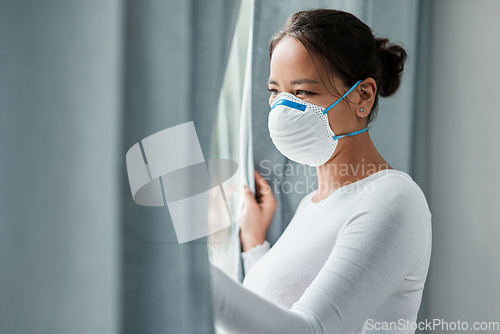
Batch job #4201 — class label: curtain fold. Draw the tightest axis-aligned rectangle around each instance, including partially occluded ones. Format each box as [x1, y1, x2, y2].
[0, 0, 241, 333]
[207, 0, 254, 291]
[122, 0, 240, 333]
[411, 1, 432, 328]
[0, 1, 123, 333]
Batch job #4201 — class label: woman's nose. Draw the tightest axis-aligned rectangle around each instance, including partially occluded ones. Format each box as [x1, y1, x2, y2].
[269, 96, 276, 107]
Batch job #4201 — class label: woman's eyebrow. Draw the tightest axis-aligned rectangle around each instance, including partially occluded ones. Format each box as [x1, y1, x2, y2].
[290, 78, 319, 85]
[267, 78, 319, 85]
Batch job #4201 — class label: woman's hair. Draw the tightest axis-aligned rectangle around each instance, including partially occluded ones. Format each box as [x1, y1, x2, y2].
[269, 9, 407, 124]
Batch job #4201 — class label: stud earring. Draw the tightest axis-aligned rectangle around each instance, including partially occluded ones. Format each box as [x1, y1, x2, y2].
[360, 108, 365, 112]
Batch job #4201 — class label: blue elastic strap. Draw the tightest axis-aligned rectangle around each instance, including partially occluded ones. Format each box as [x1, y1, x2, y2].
[271, 98, 306, 111]
[322, 79, 363, 114]
[333, 126, 369, 140]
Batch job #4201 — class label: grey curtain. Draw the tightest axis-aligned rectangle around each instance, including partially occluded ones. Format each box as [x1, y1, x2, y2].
[0, 0, 240, 333]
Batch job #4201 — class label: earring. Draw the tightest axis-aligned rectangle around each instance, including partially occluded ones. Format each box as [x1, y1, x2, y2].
[360, 108, 365, 112]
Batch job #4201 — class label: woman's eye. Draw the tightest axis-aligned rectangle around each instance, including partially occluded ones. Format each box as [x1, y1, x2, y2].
[267, 88, 279, 95]
[296, 90, 315, 96]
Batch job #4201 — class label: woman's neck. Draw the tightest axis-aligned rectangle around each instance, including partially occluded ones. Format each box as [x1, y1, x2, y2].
[312, 132, 391, 203]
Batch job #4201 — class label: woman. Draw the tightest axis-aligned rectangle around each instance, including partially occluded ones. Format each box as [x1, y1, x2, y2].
[210, 9, 432, 334]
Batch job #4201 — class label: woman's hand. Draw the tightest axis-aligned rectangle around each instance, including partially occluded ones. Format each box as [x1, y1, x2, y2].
[239, 170, 277, 252]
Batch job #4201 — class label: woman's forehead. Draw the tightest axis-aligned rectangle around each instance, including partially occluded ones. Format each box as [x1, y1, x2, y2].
[269, 37, 325, 83]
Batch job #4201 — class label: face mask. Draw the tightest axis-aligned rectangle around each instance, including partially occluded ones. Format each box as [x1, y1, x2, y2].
[268, 80, 368, 167]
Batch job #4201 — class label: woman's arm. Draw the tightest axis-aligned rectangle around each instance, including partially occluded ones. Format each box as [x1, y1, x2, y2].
[241, 239, 271, 274]
[210, 180, 431, 333]
[211, 263, 319, 333]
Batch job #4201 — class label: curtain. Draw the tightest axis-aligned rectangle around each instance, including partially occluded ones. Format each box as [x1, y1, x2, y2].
[0, 0, 240, 333]
[208, 0, 254, 285]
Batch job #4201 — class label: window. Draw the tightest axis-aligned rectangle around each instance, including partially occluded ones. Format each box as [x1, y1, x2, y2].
[207, 0, 254, 285]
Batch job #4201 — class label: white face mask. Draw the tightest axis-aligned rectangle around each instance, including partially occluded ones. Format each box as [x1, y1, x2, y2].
[268, 80, 368, 167]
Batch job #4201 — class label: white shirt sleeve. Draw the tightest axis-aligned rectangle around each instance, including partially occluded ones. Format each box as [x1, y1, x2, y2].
[210, 184, 431, 334]
[241, 240, 271, 274]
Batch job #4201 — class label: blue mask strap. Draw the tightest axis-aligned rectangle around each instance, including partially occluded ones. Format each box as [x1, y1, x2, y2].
[322, 79, 363, 115]
[333, 126, 369, 140]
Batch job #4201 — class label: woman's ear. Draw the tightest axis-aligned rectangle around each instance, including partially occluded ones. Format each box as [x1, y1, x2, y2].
[355, 77, 377, 119]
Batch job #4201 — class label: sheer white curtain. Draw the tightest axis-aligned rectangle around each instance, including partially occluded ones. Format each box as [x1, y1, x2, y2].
[208, 0, 254, 285]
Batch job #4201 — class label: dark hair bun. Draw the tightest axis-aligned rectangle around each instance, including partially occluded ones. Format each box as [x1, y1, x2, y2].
[375, 38, 407, 97]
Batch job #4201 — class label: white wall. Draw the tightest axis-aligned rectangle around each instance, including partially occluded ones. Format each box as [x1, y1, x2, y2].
[426, 0, 500, 329]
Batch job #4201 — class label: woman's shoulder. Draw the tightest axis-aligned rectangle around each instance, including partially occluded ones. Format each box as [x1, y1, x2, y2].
[345, 168, 431, 217]
[355, 168, 425, 196]
[293, 168, 431, 219]
[339, 169, 432, 249]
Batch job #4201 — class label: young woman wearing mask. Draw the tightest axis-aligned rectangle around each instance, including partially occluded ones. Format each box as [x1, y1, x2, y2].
[210, 9, 432, 334]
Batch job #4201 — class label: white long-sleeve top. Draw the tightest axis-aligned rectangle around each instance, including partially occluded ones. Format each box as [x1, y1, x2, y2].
[210, 169, 432, 333]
